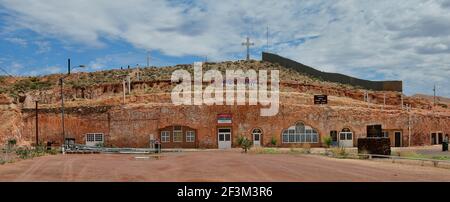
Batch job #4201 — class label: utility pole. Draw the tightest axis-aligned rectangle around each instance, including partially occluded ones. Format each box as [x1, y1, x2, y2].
[383, 93, 386, 110]
[60, 77, 65, 154]
[401, 94, 404, 110]
[433, 84, 436, 107]
[147, 51, 150, 67]
[67, 58, 71, 75]
[127, 75, 131, 94]
[122, 79, 126, 104]
[407, 104, 411, 147]
[266, 25, 269, 52]
[35, 100, 39, 146]
[60, 59, 85, 154]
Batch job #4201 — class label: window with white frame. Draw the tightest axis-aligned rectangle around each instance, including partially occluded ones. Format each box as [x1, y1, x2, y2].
[382, 131, 389, 138]
[339, 128, 353, 140]
[85, 133, 104, 146]
[186, 131, 195, 142]
[87, 134, 95, 142]
[86, 133, 103, 142]
[173, 126, 183, 142]
[282, 123, 319, 143]
[161, 131, 170, 142]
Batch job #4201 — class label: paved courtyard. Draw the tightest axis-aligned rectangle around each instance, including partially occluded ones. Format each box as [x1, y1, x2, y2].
[0, 150, 449, 182]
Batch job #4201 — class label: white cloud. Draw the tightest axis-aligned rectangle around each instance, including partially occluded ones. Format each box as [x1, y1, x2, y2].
[4, 37, 27, 46]
[0, 0, 449, 96]
[34, 41, 51, 53]
[41, 66, 60, 74]
[88, 52, 146, 70]
[7, 61, 24, 75]
[26, 66, 61, 76]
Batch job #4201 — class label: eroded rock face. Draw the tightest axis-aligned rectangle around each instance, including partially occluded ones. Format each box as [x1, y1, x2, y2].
[0, 94, 24, 145]
[19, 100, 450, 148]
[1, 60, 449, 147]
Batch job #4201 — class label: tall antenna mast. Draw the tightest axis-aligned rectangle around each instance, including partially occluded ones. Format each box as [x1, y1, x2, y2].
[147, 51, 150, 67]
[433, 84, 436, 106]
[266, 24, 269, 52]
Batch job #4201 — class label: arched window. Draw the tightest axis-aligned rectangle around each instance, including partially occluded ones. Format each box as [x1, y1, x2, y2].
[282, 122, 319, 143]
[340, 128, 352, 140]
[252, 128, 262, 134]
[338, 128, 353, 147]
[342, 128, 351, 132]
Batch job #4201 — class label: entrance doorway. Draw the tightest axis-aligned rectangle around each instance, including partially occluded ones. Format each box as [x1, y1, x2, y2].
[339, 128, 353, 147]
[218, 128, 231, 149]
[330, 131, 338, 147]
[252, 128, 262, 147]
[431, 133, 437, 145]
[394, 131, 402, 147]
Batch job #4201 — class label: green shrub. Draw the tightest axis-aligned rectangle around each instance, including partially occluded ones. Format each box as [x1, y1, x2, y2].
[322, 136, 332, 148]
[7, 139, 16, 151]
[16, 147, 31, 159]
[270, 136, 277, 146]
[7, 138, 16, 146]
[250, 147, 281, 154]
[236, 135, 245, 146]
[8, 138, 17, 148]
[47, 148, 59, 155]
[12, 78, 52, 93]
[95, 142, 104, 147]
[15, 146, 50, 159]
[330, 147, 349, 158]
[289, 147, 304, 154]
[301, 143, 312, 154]
[236, 136, 252, 153]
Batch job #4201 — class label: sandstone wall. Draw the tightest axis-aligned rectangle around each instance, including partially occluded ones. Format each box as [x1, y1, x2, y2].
[20, 103, 450, 148]
[0, 94, 25, 145]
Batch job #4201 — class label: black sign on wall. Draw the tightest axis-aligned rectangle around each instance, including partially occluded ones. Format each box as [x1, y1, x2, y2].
[314, 95, 328, 104]
[367, 125, 382, 138]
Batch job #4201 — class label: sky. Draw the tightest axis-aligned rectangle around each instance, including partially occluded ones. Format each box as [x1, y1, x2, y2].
[0, 0, 449, 97]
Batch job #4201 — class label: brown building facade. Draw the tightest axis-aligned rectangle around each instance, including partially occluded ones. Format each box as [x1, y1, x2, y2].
[19, 102, 450, 149]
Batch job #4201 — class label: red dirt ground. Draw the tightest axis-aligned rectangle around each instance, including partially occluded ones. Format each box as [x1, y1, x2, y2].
[0, 150, 449, 182]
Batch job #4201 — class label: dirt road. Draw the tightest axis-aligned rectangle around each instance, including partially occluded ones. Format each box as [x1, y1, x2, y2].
[0, 150, 449, 182]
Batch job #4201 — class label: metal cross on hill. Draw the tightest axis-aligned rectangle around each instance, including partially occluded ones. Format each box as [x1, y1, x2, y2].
[242, 37, 254, 61]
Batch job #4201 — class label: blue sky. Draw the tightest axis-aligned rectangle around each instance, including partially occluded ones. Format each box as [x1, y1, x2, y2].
[0, 0, 449, 97]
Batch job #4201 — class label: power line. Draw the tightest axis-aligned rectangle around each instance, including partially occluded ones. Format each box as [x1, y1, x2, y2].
[0, 66, 13, 77]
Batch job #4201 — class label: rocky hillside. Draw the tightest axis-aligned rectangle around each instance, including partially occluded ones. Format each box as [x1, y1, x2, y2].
[0, 59, 449, 146]
[0, 59, 448, 110]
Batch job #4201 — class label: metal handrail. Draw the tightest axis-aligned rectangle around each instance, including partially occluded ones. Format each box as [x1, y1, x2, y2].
[357, 153, 450, 167]
[64, 144, 162, 153]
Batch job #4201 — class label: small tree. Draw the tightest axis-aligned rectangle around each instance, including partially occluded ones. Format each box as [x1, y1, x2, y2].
[322, 136, 332, 148]
[237, 136, 252, 153]
[270, 136, 277, 146]
[241, 138, 252, 153]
